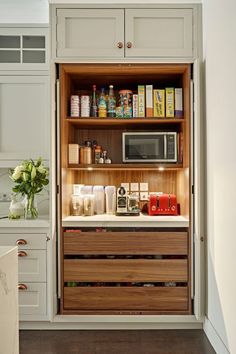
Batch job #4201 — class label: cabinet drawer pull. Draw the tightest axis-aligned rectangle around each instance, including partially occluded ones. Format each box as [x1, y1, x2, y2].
[18, 283, 28, 290]
[17, 251, 27, 257]
[117, 42, 123, 49]
[126, 42, 132, 49]
[16, 239, 27, 246]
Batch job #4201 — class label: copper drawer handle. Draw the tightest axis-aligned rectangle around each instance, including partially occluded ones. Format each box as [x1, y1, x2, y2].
[126, 42, 132, 49]
[18, 283, 28, 290]
[16, 239, 27, 246]
[117, 42, 123, 49]
[18, 251, 27, 257]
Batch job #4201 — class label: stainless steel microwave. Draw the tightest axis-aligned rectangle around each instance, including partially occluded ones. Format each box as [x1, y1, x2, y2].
[122, 132, 177, 163]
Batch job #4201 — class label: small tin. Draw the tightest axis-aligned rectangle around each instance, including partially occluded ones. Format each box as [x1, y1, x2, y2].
[70, 95, 80, 117]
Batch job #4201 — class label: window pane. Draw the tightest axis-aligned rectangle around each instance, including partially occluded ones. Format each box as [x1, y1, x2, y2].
[0, 36, 20, 48]
[23, 50, 45, 63]
[23, 36, 45, 48]
[0, 50, 20, 63]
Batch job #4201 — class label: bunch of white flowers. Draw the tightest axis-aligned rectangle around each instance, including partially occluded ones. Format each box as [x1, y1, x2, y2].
[10, 158, 49, 195]
[9, 158, 49, 219]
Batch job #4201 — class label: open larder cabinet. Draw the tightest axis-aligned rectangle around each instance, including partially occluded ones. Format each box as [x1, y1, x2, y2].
[56, 63, 196, 315]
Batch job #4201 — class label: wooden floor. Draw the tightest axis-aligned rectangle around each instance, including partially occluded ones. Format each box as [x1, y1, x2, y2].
[20, 330, 216, 354]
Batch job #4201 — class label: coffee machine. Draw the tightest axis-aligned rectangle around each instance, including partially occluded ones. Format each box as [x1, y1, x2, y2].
[116, 186, 140, 216]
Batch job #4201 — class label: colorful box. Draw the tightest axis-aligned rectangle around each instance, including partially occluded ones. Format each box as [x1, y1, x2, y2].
[145, 85, 153, 117]
[132, 94, 138, 117]
[166, 88, 175, 118]
[175, 88, 183, 117]
[138, 85, 145, 117]
[153, 89, 165, 117]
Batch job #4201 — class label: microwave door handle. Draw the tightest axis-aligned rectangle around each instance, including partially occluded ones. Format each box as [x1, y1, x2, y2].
[164, 135, 167, 159]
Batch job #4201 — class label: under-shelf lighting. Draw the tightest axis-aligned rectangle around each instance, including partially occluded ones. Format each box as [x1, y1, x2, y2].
[87, 167, 93, 171]
[158, 167, 165, 171]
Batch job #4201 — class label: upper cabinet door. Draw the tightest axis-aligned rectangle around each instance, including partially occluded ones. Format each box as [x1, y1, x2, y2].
[0, 76, 49, 164]
[125, 9, 193, 58]
[56, 9, 124, 58]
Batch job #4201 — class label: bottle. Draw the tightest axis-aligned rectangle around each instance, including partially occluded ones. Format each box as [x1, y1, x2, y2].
[107, 85, 116, 117]
[91, 84, 98, 117]
[98, 88, 107, 118]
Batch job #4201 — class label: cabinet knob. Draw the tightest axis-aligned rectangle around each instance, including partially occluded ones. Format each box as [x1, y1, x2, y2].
[126, 42, 132, 49]
[18, 251, 28, 257]
[16, 239, 27, 246]
[18, 283, 28, 291]
[117, 42, 123, 49]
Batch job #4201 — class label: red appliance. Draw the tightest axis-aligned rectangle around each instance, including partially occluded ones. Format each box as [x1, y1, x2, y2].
[148, 194, 177, 216]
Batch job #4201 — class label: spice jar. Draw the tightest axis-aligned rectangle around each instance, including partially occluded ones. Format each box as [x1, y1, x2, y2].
[94, 145, 102, 164]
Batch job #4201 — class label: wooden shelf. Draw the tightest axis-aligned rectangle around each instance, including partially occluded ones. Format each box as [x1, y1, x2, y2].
[66, 117, 185, 126]
[67, 163, 183, 171]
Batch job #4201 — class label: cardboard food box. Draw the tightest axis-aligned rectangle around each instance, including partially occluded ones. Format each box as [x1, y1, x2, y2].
[132, 94, 138, 117]
[138, 85, 145, 117]
[153, 89, 165, 117]
[166, 88, 175, 118]
[145, 85, 153, 117]
[175, 88, 183, 117]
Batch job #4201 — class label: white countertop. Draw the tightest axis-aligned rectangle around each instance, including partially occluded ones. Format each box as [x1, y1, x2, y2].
[62, 214, 189, 228]
[0, 215, 50, 228]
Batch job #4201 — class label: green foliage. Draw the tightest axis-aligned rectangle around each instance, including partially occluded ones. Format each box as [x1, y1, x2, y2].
[9, 157, 49, 197]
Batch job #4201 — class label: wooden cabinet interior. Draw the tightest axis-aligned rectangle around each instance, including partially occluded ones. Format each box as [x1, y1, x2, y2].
[60, 63, 191, 219]
[59, 63, 191, 315]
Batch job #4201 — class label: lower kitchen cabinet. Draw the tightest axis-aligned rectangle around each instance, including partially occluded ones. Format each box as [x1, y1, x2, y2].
[0, 230, 49, 320]
[61, 229, 191, 315]
[19, 282, 47, 316]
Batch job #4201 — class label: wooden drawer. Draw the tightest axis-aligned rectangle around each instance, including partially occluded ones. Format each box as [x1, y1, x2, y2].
[64, 231, 188, 255]
[64, 286, 188, 312]
[0, 233, 46, 250]
[64, 259, 188, 282]
[18, 250, 46, 282]
[18, 282, 46, 316]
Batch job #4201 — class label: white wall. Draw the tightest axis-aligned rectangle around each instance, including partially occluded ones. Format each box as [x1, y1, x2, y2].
[203, 0, 236, 353]
[0, 0, 48, 24]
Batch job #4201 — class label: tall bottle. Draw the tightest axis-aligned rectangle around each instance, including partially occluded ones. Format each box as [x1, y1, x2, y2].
[98, 88, 107, 118]
[107, 85, 116, 117]
[91, 84, 98, 117]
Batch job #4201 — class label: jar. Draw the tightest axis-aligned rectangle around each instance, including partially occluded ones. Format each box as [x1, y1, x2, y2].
[94, 145, 102, 164]
[83, 194, 95, 216]
[79, 146, 92, 164]
[71, 195, 84, 216]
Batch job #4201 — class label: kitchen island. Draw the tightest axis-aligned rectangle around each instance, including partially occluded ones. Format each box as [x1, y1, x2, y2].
[0, 246, 19, 354]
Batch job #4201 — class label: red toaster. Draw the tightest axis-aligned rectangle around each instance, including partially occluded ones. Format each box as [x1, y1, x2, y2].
[148, 193, 177, 216]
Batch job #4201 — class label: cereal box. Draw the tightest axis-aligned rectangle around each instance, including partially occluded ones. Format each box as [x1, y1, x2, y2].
[153, 89, 165, 118]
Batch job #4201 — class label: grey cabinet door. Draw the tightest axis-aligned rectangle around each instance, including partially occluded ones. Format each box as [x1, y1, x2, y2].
[0, 76, 49, 163]
[125, 9, 193, 58]
[56, 9, 124, 58]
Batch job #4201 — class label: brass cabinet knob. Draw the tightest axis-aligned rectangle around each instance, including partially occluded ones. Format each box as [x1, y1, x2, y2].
[126, 42, 132, 49]
[18, 283, 28, 290]
[16, 239, 27, 246]
[17, 251, 27, 257]
[117, 42, 123, 49]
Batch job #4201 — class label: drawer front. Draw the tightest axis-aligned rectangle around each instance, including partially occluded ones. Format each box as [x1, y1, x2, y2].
[18, 282, 46, 316]
[64, 259, 188, 282]
[0, 233, 46, 249]
[64, 286, 188, 311]
[18, 250, 46, 282]
[64, 232, 188, 255]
